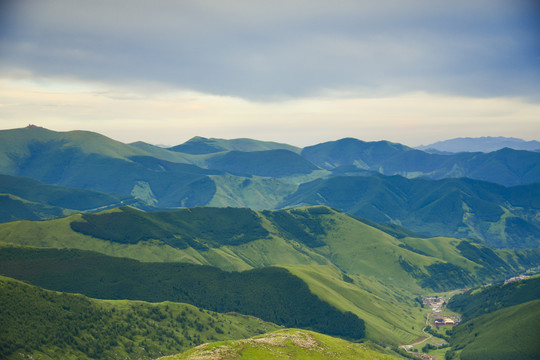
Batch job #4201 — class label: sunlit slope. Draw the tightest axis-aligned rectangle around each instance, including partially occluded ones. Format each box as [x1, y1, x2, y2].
[281, 174, 540, 248]
[283, 264, 427, 344]
[0, 206, 537, 345]
[0, 208, 334, 270]
[447, 275, 540, 320]
[0, 275, 280, 360]
[0, 243, 424, 344]
[447, 300, 540, 360]
[0, 206, 535, 289]
[444, 276, 540, 360]
[161, 329, 401, 360]
[207, 174, 297, 210]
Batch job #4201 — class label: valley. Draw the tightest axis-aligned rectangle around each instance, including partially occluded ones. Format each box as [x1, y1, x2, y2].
[0, 127, 538, 359]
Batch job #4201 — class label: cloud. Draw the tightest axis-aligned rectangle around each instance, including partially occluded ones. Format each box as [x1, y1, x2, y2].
[1, 0, 539, 100]
[1, 77, 539, 147]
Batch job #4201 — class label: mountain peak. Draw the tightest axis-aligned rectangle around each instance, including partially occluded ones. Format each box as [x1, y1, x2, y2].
[25, 124, 43, 129]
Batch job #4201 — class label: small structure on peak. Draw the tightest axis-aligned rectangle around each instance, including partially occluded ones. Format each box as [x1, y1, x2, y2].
[25, 124, 43, 129]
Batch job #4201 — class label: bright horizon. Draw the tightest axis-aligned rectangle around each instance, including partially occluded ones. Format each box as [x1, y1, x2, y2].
[1, 1, 539, 148]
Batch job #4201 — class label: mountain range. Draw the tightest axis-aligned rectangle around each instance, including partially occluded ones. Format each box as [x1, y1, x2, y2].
[1, 126, 539, 248]
[1, 126, 539, 359]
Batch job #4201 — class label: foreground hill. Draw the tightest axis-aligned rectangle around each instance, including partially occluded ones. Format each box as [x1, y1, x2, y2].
[161, 329, 401, 360]
[1, 206, 538, 344]
[281, 175, 540, 248]
[447, 300, 540, 360]
[0, 246, 365, 340]
[447, 275, 540, 320]
[0, 275, 279, 360]
[442, 275, 540, 360]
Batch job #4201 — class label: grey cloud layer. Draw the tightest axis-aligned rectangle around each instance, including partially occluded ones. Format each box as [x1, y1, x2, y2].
[1, 0, 539, 99]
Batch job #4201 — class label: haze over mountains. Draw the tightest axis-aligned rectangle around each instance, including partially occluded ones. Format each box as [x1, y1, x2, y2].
[1, 126, 539, 360]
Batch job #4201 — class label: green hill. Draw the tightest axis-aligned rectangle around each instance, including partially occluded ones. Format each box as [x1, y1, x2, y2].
[169, 136, 301, 154]
[206, 174, 297, 210]
[0, 275, 280, 360]
[0, 127, 224, 207]
[0, 206, 533, 290]
[447, 275, 540, 320]
[443, 276, 540, 360]
[446, 300, 540, 360]
[281, 175, 540, 248]
[161, 329, 401, 360]
[0, 243, 424, 344]
[0, 246, 365, 340]
[0, 193, 72, 222]
[0, 206, 537, 345]
[0, 174, 127, 210]
[0, 206, 535, 291]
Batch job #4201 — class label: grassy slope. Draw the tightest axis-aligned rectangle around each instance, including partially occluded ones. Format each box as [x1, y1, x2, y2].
[448, 300, 540, 360]
[0, 218, 330, 271]
[161, 329, 400, 360]
[0, 242, 424, 344]
[0, 206, 534, 293]
[283, 264, 427, 344]
[0, 206, 523, 290]
[281, 175, 540, 248]
[207, 174, 298, 210]
[447, 275, 540, 320]
[0, 173, 139, 212]
[0, 127, 146, 170]
[0, 127, 193, 167]
[297, 208, 436, 289]
[0, 127, 220, 208]
[0, 193, 74, 222]
[0, 206, 536, 345]
[0, 275, 280, 360]
[0, 246, 365, 340]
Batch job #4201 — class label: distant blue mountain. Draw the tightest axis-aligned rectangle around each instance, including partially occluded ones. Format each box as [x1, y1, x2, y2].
[417, 136, 540, 153]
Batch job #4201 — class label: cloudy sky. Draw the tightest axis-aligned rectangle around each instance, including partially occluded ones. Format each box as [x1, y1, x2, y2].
[1, 0, 539, 147]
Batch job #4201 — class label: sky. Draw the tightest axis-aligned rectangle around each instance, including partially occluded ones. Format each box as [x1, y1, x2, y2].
[1, 0, 539, 147]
